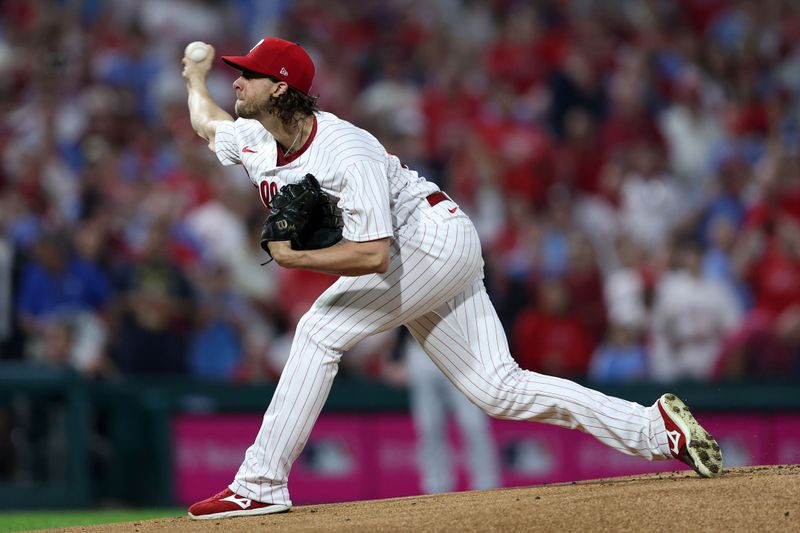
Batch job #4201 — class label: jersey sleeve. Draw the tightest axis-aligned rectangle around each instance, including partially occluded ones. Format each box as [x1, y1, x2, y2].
[214, 121, 241, 166]
[338, 161, 394, 242]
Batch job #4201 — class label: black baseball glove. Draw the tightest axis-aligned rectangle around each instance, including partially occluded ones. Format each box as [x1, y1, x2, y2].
[259, 174, 343, 259]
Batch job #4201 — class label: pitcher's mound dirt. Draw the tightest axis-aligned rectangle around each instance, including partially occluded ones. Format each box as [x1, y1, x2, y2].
[51, 465, 799, 532]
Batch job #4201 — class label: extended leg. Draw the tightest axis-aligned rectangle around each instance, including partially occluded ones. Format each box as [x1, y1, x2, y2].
[406, 280, 672, 461]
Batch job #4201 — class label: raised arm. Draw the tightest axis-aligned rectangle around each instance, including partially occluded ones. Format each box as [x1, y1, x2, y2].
[181, 44, 234, 152]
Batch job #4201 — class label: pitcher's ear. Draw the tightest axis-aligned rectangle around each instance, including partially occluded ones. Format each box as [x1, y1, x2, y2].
[271, 81, 289, 98]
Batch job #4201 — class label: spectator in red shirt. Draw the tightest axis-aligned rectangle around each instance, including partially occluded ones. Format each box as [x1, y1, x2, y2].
[512, 277, 594, 377]
[552, 108, 606, 196]
[735, 149, 800, 318]
[715, 305, 800, 379]
[742, 150, 800, 230]
[736, 223, 800, 318]
[565, 234, 606, 342]
[483, 7, 548, 94]
[419, 65, 482, 168]
[475, 84, 554, 208]
[600, 51, 664, 160]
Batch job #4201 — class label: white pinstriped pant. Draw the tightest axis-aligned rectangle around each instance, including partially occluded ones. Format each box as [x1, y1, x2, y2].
[230, 201, 672, 506]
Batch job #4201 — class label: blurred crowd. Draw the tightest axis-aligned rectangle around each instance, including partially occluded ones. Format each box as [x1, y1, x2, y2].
[1, 0, 800, 385]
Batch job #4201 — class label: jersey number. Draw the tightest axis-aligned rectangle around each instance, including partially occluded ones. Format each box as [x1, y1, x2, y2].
[259, 180, 279, 209]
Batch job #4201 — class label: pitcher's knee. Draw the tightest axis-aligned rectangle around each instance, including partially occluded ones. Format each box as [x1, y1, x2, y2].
[461, 386, 525, 420]
[474, 377, 532, 420]
[293, 311, 355, 359]
[482, 401, 523, 420]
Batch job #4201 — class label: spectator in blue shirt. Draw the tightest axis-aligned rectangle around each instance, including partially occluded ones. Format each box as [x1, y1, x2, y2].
[188, 263, 246, 380]
[16, 231, 111, 373]
[17, 231, 110, 329]
[589, 304, 648, 383]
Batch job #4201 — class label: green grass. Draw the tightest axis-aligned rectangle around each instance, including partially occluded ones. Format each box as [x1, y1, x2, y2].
[0, 509, 183, 532]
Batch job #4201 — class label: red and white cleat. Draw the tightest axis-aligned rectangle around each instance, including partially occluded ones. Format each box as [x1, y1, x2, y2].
[188, 488, 291, 520]
[658, 393, 723, 478]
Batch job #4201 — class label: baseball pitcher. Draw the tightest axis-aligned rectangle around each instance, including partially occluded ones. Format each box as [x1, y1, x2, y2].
[181, 37, 722, 520]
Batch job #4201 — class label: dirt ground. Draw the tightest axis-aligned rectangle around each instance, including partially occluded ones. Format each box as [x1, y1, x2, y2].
[43, 465, 799, 532]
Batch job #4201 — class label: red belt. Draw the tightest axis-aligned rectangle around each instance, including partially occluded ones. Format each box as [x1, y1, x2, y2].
[426, 192, 449, 207]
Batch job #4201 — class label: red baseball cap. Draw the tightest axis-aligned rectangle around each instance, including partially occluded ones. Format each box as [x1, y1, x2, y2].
[222, 37, 315, 95]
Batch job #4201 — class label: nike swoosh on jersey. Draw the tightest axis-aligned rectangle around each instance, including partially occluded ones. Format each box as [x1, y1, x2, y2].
[448, 207, 457, 213]
[242, 146, 257, 153]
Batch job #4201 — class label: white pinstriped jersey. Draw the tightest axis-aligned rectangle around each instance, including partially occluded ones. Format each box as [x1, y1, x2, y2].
[214, 111, 440, 242]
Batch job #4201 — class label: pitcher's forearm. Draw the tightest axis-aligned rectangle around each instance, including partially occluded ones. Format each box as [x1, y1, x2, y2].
[187, 82, 233, 145]
[181, 44, 233, 149]
[268, 238, 391, 276]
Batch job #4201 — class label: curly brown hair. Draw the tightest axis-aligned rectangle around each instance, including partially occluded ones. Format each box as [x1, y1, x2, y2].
[265, 75, 319, 127]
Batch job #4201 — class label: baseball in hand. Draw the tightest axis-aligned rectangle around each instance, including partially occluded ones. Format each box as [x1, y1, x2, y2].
[184, 41, 209, 62]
